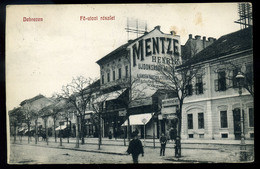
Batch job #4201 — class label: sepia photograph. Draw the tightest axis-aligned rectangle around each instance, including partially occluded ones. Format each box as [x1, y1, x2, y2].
[6, 3, 253, 164]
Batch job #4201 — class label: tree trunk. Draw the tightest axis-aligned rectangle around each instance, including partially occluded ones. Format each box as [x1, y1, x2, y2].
[44, 118, 48, 145]
[176, 101, 183, 157]
[81, 115, 85, 144]
[35, 120, 38, 144]
[13, 122, 17, 144]
[75, 115, 80, 148]
[27, 121, 31, 144]
[98, 112, 102, 150]
[67, 118, 69, 143]
[54, 118, 57, 143]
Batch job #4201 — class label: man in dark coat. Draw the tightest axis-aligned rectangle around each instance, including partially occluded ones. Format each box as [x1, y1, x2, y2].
[159, 133, 167, 156]
[127, 133, 144, 163]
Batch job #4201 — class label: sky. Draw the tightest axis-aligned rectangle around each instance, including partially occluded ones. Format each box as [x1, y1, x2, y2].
[6, 3, 241, 111]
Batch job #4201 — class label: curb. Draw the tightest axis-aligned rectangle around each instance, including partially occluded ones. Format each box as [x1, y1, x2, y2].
[12, 143, 128, 156]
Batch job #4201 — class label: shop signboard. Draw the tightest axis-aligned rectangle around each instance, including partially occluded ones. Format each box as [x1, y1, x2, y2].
[118, 110, 127, 116]
[167, 114, 177, 120]
[127, 27, 181, 101]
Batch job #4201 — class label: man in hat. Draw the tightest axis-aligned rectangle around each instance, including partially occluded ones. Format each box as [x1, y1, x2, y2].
[127, 132, 144, 163]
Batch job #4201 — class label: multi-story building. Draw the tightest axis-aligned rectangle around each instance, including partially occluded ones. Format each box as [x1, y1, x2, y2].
[162, 27, 253, 140]
[96, 25, 182, 138]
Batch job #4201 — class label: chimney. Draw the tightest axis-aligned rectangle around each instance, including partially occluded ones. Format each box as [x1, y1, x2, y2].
[170, 30, 176, 35]
[189, 34, 192, 39]
[195, 35, 201, 40]
[203, 36, 206, 48]
[208, 37, 215, 42]
[154, 25, 161, 30]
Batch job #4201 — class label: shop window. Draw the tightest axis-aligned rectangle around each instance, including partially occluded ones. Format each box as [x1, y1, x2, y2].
[221, 133, 228, 138]
[249, 108, 254, 127]
[215, 71, 226, 91]
[195, 76, 203, 94]
[113, 70, 115, 81]
[118, 68, 122, 79]
[188, 134, 194, 138]
[187, 114, 193, 129]
[220, 111, 228, 128]
[198, 113, 204, 129]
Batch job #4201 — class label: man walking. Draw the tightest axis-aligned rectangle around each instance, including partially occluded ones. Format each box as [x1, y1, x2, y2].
[127, 132, 144, 164]
[159, 133, 167, 156]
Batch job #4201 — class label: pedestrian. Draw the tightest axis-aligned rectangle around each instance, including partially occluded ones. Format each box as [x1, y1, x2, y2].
[108, 131, 112, 139]
[169, 127, 174, 141]
[159, 133, 167, 156]
[127, 132, 144, 164]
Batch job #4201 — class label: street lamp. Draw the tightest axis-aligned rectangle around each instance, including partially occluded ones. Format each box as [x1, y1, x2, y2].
[235, 71, 246, 161]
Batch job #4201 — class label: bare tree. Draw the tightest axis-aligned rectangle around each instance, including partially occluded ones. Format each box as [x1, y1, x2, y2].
[152, 55, 203, 157]
[91, 94, 107, 150]
[21, 103, 34, 144]
[9, 107, 25, 143]
[216, 61, 254, 97]
[60, 76, 96, 147]
[117, 77, 150, 142]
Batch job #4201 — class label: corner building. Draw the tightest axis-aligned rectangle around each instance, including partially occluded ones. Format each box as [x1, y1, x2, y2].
[168, 28, 253, 140]
[96, 26, 181, 138]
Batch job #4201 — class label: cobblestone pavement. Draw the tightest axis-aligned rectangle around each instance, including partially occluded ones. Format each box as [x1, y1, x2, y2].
[8, 136, 254, 164]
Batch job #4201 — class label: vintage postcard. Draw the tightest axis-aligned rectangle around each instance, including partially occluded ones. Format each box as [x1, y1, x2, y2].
[6, 3, 253, 164]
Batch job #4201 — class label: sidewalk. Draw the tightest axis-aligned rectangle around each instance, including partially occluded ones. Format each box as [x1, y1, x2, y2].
[10, 136, 254, 163]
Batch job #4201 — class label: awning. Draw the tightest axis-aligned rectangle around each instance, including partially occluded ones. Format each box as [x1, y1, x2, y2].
[121, 113, 153, 126]
[55, 125, 67, 131]
[18, 127, 26, 132]
[94, 88, 126, 103]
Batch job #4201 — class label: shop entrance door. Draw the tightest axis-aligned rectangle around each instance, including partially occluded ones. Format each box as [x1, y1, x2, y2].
[233, 108, 241, 140]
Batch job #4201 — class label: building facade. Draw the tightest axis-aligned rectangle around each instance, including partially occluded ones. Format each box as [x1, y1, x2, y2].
[163, 27, 253, 140]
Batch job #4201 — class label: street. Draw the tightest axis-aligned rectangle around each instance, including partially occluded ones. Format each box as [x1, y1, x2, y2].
[9, 144, 133, 164]
[8, 136, 254, 164]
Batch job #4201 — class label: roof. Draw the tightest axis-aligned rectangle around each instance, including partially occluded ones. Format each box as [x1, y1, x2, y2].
[20, 94, 45, 106]
[96, 26, 172, 65]
[181, 27, 253, 67]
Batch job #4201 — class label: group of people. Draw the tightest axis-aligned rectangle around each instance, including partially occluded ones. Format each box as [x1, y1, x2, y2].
[126, 127, 178, 163]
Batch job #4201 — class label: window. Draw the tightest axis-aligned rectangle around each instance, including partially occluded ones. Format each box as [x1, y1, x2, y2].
[220, 111, 228, 128]
[246, 64, 253, 88]
[186, 80, 193, 96]
[113, 70, 115, 81]
[107, 72, 110, 82]
[198, 113, 204, 129]
[249, 108, 254, 127]
[232, 69, 239, 88]
[196, 76, 203, 94]
[221, 133, 228, 138]
[215, 71, 226, 91]
[101, 74, 104, 84]
[199, 134, 204, 138]
[250, 133, 254, 138]
[187, 114, 193, 129]
[125, 65, 128, 78]
[118, 68, 122, 79]
[188, 134, 194, 138]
